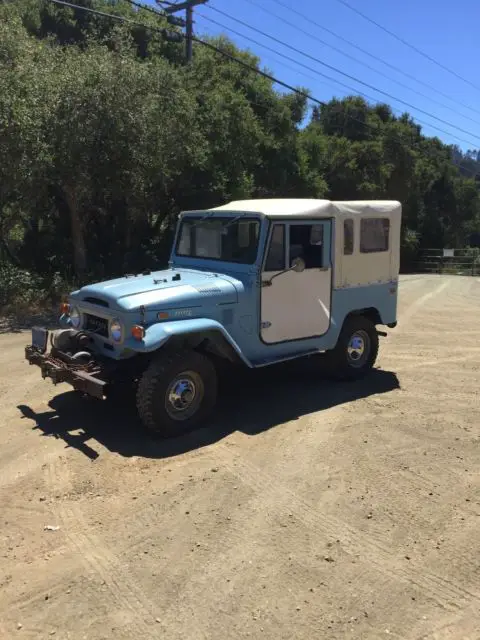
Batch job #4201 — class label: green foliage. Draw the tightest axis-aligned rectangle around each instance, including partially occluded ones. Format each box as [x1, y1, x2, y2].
[0, 0, 479, 309]
[0, 262, 69, 310]
[0, 263, 44, 308]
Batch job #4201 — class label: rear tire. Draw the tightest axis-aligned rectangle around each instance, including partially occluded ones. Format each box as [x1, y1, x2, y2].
[326, 316, 379, 380]
[136, 350, 217, 437]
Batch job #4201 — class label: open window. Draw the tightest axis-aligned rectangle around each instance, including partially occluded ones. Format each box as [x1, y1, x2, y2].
[289, 224, 325, 269]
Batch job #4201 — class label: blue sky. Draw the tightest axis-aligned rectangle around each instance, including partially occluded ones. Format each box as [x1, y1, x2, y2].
[169, 0, 480, 151]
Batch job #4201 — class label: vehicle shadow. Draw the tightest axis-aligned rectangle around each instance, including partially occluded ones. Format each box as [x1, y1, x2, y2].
[18, 358, 400, 461]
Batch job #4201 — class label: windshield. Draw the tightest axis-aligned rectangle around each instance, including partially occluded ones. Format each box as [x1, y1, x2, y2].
[176, 216, 260, 264]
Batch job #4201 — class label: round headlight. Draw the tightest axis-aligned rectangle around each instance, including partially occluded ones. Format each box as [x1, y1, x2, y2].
[70, 306, 81, 329]
[110, 318, 122, 342]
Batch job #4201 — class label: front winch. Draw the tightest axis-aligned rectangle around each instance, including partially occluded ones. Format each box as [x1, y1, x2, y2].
[25, 328, 107, 399]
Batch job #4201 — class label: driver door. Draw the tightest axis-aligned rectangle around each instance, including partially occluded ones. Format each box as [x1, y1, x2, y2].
[260, 220, 332, 343]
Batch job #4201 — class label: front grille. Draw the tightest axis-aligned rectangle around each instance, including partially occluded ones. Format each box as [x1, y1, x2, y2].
[84, 313, 109, 338]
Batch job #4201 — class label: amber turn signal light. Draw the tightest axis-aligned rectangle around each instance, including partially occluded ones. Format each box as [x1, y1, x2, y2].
[131, 325, 145, 341]
[60, 302, 70, 315]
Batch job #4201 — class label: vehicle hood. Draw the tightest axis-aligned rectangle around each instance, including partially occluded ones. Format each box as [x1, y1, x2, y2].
[71, 268, 239, 312]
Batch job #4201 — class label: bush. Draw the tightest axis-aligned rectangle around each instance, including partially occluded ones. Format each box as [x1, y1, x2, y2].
[0, 263, 44, 308]
[400, 228, 420, 272]
[0, 262, 72, 312]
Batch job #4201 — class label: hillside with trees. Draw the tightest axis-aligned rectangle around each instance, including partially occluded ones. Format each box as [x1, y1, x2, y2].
[1, 0, 479, 308]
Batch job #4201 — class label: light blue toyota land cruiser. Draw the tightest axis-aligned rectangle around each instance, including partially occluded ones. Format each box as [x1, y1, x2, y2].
[26, 199, 401, 437]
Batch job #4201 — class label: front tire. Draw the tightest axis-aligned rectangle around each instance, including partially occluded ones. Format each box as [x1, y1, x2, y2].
[136, 350, 217, 437]
[326, 316, 379, 380]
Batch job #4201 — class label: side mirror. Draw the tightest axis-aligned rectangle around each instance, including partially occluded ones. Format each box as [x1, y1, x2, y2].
[262, 255, 306, 287]
[290, 256, 306, 273]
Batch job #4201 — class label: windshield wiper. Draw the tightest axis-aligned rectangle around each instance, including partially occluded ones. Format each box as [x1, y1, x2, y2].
[220, 213, 246, 230]
[187, 211, 215, 230]
[187, 212, 246, 231]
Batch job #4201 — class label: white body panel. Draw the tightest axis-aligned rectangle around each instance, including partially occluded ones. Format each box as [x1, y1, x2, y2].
[260, 267, 332, 343]
[210, 199, 402, 289]
[332, 201, 401, 288]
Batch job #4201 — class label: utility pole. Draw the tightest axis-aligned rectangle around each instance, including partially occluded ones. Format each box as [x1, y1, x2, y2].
[185, 2, 194, 63]
[157, 0, 208, 63]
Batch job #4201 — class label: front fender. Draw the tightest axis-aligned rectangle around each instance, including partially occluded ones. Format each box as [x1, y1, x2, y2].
[123, 318, 252, 366]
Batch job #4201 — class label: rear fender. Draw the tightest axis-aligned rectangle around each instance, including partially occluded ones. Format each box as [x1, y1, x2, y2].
[123, 318, 252, 367]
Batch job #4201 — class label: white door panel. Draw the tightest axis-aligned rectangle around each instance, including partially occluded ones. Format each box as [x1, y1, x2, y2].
[261, 268, 332, 343]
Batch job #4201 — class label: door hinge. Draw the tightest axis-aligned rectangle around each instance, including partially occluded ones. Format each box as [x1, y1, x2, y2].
[261, 321, 272, 329]
[261, 280, 272, 287]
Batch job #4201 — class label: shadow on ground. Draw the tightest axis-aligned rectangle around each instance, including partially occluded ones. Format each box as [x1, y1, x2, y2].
[18, 358, 400, 461]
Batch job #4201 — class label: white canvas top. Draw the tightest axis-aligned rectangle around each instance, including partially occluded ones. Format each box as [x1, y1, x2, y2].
[211, 199, 401, 219]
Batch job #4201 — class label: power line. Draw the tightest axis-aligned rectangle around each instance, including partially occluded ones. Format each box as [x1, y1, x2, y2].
[199, 22, 332, 89]
[332, 0, 480, 94]
[44, 0, 480, 178]
[197, 11, 480, 150]
[45, 0, 184, 39]
[203, 6, 480, 147]
[268, 0, 480, 120]
[190, 17, 480, 180]
[205, 4, 480, 145]
[124, 0, 165, 17]
[242, 0, 480, 126]
[156, 0, 209, 63]
[46, 0, 323, 104]
[120, 3, 354, 140]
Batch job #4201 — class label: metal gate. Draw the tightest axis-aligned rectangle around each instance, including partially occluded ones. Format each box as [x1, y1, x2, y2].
[415, 248, 480, 276]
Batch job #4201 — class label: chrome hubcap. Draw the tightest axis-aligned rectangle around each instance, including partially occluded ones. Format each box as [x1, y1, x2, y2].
[169, 379, 195, 408]
[165, 371, 203, 421]
[347, 330, 370, 368]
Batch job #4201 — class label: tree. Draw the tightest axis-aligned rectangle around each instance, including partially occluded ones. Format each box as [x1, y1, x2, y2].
[0, 0, 479, 302]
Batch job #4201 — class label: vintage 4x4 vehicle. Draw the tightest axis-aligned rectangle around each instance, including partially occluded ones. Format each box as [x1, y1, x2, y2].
[26, 199, 401, 437]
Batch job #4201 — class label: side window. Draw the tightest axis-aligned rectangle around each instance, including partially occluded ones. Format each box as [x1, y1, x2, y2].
[265, 224, 285, 271]
[360, 218, 390, 253]
[289, 224, 324, 269]
[344, 219, 354, 255]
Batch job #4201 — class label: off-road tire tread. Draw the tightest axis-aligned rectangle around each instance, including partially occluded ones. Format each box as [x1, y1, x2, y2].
[136, 350, 217, 437]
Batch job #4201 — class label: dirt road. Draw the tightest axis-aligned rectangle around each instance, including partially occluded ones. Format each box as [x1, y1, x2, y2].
[1, 274, 479, 640]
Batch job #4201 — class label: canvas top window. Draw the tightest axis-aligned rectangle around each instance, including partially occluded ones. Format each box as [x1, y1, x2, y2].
[360, 218, 390, 253]
[177, 217, 260, 264]
[344, 219, 354, 255]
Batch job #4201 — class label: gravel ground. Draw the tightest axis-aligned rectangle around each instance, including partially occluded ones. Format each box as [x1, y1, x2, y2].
[0, 274, 479, 640]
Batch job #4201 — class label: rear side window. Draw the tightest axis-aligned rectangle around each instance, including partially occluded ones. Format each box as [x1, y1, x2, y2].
[265, 224, 285, 271]
[360, 218, 390, 253]
[344, 219, 354, 255]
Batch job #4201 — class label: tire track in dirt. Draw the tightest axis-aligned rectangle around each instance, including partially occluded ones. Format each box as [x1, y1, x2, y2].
[397, 279, 451, 326]
[126, 486, 345, 639]
[393, 353, 480, 372]
[45, 459, 161, 640]
[215, 445, 479, 611]
[0, 447, 61, 491]
[415, 602, 480, 640]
